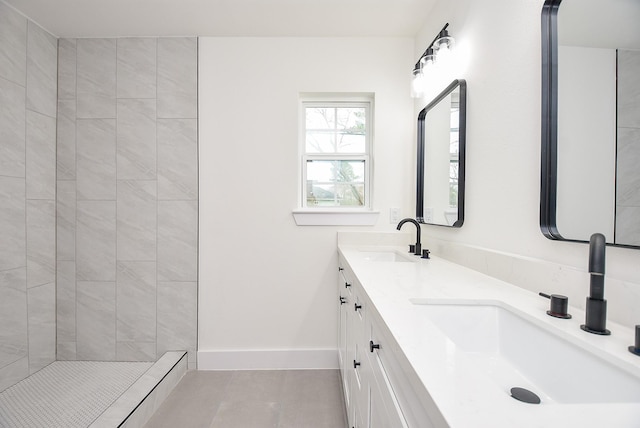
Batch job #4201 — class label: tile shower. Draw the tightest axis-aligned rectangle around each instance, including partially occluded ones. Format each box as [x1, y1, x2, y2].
[0, 1, 198, 422]
[56, 36, 198, 367]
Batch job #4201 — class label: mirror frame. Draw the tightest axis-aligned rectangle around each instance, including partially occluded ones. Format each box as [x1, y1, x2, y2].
[540, 0, 562, 240]
[540, 0, 639, 248]
[416, 79, 467, 227]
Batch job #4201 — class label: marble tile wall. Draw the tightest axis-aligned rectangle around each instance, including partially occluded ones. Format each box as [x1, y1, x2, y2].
[616, 49, 640, 246]
[0, 2, 57, 390]
[56, 37, 198, 367]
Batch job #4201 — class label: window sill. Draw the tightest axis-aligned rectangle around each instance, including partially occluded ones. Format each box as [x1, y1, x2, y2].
[292, 209, 380, 226]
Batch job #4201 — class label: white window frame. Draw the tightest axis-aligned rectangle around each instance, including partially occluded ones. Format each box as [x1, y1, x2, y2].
[293, 94, 379, 226]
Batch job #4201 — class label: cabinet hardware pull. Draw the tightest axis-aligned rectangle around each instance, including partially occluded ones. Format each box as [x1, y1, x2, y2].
[354, 303, 362, 311]
[339, 297, 346, 305]
[353, 360, 361, 368]
[370, 340, 380, 352]
[345, 282, 351, 288]
[338, 267, 344, 271]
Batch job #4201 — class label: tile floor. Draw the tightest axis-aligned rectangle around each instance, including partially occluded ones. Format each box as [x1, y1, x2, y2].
[143, 369, 348, 428]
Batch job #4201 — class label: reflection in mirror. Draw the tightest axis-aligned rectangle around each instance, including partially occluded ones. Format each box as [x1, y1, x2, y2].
[417, 79, 466, 227]
[541, 0, 640, 247]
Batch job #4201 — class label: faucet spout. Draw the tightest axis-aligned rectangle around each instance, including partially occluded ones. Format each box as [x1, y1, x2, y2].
[581, 232, 610, 335]
[588, 232, 606, 300]
[396, 218, 422, 256]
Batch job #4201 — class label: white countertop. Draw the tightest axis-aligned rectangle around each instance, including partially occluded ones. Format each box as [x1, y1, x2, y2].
[338, 244, 640, 427]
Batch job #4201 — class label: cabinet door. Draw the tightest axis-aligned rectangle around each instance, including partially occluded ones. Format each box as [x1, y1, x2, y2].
[338, 268, 348, 382]
[369, 353, 409, 428]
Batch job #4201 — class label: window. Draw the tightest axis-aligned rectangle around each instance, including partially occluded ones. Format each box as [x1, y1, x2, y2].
[300, 99, 372, 209]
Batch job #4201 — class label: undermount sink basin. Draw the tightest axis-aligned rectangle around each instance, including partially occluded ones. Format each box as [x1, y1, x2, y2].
[360, 251, 415, 263]
[410, 300, 640, 404]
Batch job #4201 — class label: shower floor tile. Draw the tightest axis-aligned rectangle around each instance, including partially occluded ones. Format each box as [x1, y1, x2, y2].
[0, 360, 153, 428]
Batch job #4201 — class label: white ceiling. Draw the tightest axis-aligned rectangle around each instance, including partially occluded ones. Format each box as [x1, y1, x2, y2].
[6, 0, 436, 38]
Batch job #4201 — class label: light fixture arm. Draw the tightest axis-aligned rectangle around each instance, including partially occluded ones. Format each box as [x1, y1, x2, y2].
[413, 23, 450, 70]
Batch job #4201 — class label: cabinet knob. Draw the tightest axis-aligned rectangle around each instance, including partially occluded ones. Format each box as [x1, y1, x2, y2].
[354, 303, 362, 311]
[338, 267, 344, 272]
[353, 360, 361, 368]
[369, 340, 380, 352]
[339, 297, 346, 305]
[345, 282, 351, 288]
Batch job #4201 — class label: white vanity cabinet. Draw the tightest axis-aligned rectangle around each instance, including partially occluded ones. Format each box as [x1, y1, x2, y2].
[338, 256, 432, 428]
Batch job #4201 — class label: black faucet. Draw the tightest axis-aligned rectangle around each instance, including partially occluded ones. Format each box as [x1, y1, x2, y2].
[396, 218, 422, 256]
[580, 233, 611, 335]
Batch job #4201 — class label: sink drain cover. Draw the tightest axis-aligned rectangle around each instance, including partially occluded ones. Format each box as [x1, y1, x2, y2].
[510, 387, 541, 404]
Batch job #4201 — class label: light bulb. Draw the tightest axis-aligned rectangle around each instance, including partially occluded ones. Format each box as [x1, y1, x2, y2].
[411, 69, 424, 98]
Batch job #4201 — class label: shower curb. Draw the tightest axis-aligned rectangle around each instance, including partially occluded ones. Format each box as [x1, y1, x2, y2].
[90, 351, 187, 428]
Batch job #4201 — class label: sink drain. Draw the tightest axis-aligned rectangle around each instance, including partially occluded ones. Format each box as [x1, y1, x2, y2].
[510, 387, 541, 404]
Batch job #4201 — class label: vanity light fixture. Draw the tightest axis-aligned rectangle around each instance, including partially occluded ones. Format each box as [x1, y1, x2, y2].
[411, 23, 455, 98]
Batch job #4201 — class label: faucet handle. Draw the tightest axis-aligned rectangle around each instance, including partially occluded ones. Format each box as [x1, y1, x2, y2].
[629, 325, 640, 357]
[539, 292, 571, 319]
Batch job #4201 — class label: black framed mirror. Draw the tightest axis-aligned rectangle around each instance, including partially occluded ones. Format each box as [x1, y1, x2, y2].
[416, 79, 466, 227]
[541, 0, 640, 248]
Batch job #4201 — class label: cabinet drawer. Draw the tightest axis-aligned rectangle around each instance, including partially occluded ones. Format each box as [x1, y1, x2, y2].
[368, 311, 435, 428]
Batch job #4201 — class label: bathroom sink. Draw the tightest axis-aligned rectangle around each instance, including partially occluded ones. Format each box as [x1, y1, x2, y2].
[360, 251, 415, 263]
[410, 300, 640, 404]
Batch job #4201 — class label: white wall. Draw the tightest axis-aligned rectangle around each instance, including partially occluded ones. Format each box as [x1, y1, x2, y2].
[198, 37, 415, 368]
[414, 0, 640, 327]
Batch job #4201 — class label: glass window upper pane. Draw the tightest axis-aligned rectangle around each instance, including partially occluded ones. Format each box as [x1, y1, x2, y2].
[305, 106, 367, 154]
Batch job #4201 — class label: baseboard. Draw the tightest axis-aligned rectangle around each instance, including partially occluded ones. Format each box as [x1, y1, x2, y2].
[197, 349, 338, 370]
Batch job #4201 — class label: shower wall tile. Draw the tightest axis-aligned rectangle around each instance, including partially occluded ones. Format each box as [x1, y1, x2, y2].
[56, 260, 76, 344]
[116, 342, 156, 362]
[618, 50, 640, 129]
[77, 118, 116, 200]
[0, 357, 28, 392]
[26, 110, 56, 199]
[77, 201, 116, 281]
[116, 261, 156, 342]
[56, 181, 76, 261]
[1, 10, 56, 389]
[77, 281, 116, 360]
[57, 39, 76, 100]
[158, 200, 198, 281]
[77, 38, 116, 118]
[26, 22, 57, 118]
[615, 206, 640, 247]
[0, 268, 27, 370]
[616, 127, 640, 206]
[157, 282, 197, 364]
[0, 177, 26, 271]
[117, 180, 157, 261]
[27, 282, 56, 373]
[158, 119, 198, 200]
[0, 77, 26, 178]
[57, 99, 76, 180]
[26, 200, 55, 288]
[0, 2, 26, 86]
[117, 38, 156, 99]
[157, 38, 197, 119]
[56, 341, 76, 361]
[55, 37, 198, 365]
[117, 99, 157, 180]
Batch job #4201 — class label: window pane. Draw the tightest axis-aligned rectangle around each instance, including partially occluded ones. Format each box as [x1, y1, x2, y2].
[337, 133, 366, 153]
[306, 108, 335, 130]
[306, 132, 335, 153]
[306, 160, 365, 207]
[335, 160, 364, 183]
[336, 107, 366, 131]
[307, 160, 334, 181]
[336, 183, 365, 206]
[306, 182, 335, 206]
